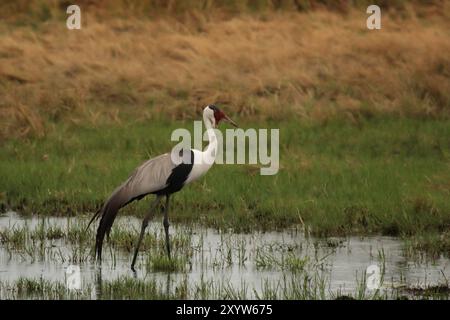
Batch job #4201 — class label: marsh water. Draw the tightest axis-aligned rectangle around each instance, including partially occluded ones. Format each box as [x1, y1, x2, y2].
[0, 211, 449, 299]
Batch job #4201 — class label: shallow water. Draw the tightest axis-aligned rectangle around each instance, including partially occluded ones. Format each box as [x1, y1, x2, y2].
[0, 211, 449, 299]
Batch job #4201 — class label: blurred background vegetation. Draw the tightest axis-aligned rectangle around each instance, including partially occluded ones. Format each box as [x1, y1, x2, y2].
[0, 1, 449, 244]
[0, 0, 449, 140]
[0, 0, 446, 21]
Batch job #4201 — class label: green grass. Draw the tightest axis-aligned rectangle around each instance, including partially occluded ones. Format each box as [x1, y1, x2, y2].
[2, 275, 447, 300]
[404, 231, 450, 260]
[1, 116, 450, 250]
[146, 255, 188, 273]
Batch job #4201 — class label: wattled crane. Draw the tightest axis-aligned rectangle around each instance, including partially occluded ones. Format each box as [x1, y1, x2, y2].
[88, 105, 237, 271]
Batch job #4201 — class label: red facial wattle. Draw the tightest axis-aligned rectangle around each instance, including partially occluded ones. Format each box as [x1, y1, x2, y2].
[214, 110, 225, 124]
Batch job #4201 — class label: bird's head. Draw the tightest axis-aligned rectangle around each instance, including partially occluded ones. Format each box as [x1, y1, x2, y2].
[203, 105, 238, 129]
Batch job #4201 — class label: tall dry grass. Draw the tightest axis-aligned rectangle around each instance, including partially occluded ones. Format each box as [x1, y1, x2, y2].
[0, 0, 445, 20]
[0, 3, 449, 139]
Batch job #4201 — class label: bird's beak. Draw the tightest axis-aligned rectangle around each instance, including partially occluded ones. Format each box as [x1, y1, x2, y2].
[223, 115, 238, 127]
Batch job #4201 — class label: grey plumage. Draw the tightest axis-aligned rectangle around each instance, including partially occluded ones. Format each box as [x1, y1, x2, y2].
[88, 153, 176, 260]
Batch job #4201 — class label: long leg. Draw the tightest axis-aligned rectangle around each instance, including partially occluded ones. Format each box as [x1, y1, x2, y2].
[163, 195, 171, 259]
[131, 195, 162, 271]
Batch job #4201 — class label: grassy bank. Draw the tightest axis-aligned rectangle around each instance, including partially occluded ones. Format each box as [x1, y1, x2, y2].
[2, 277, 448, 300]
[1, 2, 450, 259]
[1, 117, 449, 242]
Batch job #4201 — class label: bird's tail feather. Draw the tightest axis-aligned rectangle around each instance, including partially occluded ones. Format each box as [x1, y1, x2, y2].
[92, 185, 129, 260]
[86, 207, 102, 232]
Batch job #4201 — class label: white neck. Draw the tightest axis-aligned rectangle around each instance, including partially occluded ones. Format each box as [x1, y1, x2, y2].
[202, 114, 217, 165]
[184, 113, 218, 185]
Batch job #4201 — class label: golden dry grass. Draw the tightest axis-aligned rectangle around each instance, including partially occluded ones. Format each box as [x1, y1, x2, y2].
[0, 4, 449, 139]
